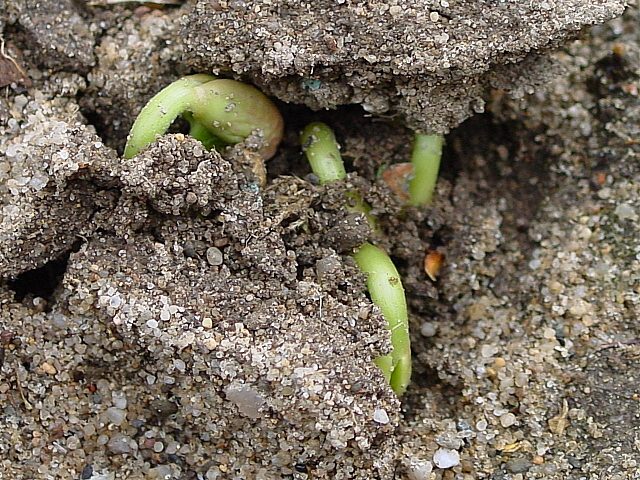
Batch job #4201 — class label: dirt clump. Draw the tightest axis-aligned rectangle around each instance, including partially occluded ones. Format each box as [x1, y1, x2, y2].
[182, 0, 625, 133]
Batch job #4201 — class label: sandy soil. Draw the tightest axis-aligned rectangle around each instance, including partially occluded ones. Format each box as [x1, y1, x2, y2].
[0, 1, 638, 479]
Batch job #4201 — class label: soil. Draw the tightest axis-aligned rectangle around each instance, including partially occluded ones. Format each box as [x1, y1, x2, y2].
[0, 1, 638, 479]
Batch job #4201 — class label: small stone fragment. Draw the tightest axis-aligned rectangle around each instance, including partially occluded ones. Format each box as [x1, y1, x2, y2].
[41, 362, 57, 375]
[436, 432, 463, 449]
[433, 448, 460, 469]
[148, 466, 174, 479]
[112, 391, 128, 409]
[420, 321, 438, 337]
[506, 457, 532, 473]
[106, 407, 126, 426]
[614, 203, 637, 221]
[407, 458, 433, 480]
[533, 455, 545, 465]
[80, 464, 93, 480]
[107, 434, 132, 454]
[500, 413, 517, 427]
[206, 247, 224, 266]
[225, 384, 265, 419]
[373, 408, 390, 425]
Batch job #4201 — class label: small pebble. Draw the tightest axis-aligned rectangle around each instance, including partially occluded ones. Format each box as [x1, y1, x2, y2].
[146, 319, 159, 329]
[597, 187, 611, 199]
[83, 424, 96, 437]
[148, 466, 173, 479]
[515, 372, 529, 387]
[506, 458, 531, 473]
[166, 441, 179, 455]
[41, 362, 57, 375]
[420, 322, 438, 337]
[614, 202, 636, 221]
[106, 407, 126, 426]
[173, 359, 186, 372]
[112, 391, 127, 409]
[206, 468, 219, 480]
[80, 465, 93, 480]
[225, 384, 264, 419]
[407, 459, 433, 480]
[436, 433, 463, 449]
[373, 408, 390, 424]
[107, 434, 132, 454]
[481, 344, 498, 358]
[433, 448, 460, 469]
[500, 412, 517, 427]
[206, 247, 224, 266]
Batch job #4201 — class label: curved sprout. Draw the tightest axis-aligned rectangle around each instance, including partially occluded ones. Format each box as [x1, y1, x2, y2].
[300, 121, 412, 396]
[124, 74, 214, 159]
[124, 75, 284, 160]
[182, 111, 226, 152]
[353, 243, 411, 395]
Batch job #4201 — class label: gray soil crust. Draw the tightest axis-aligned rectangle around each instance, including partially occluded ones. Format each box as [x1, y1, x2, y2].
[0, 1, 638, 479]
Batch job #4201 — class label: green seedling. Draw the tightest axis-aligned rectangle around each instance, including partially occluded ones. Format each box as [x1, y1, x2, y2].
[408, 133, 444, 206]
[301, 123, 378, 229]
[124, 74, 284, 160]
[300, 122, 347, 184]
[353, 243, 411, 395]
[300, 121, 412, 395]
[381, 133, 444, 206]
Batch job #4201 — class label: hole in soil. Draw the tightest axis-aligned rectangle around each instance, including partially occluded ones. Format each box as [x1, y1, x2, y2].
[402, 366, 464, 422]
[446, 112, 551, 252]
[8, 241, 82, 303]
[428, 226, 451, 248]
[295, 263, 306, 281]
[21, 358, 32, 371]
[389, 254, 408, 272]
[79, 106, 112, 147]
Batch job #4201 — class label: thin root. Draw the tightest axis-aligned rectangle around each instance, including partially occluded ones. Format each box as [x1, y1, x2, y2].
[0, 36, 29, 80]
[14, 360, 33, 411]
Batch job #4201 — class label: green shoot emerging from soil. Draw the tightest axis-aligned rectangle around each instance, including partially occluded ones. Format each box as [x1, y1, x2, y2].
[381, 133, 445, 206]
[353, 243, 411, 395]
[124, 74, 284, 160]
[300, 121, 412, 395]
[408, 133, 444, 206]
[300, 122, 347, 184]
